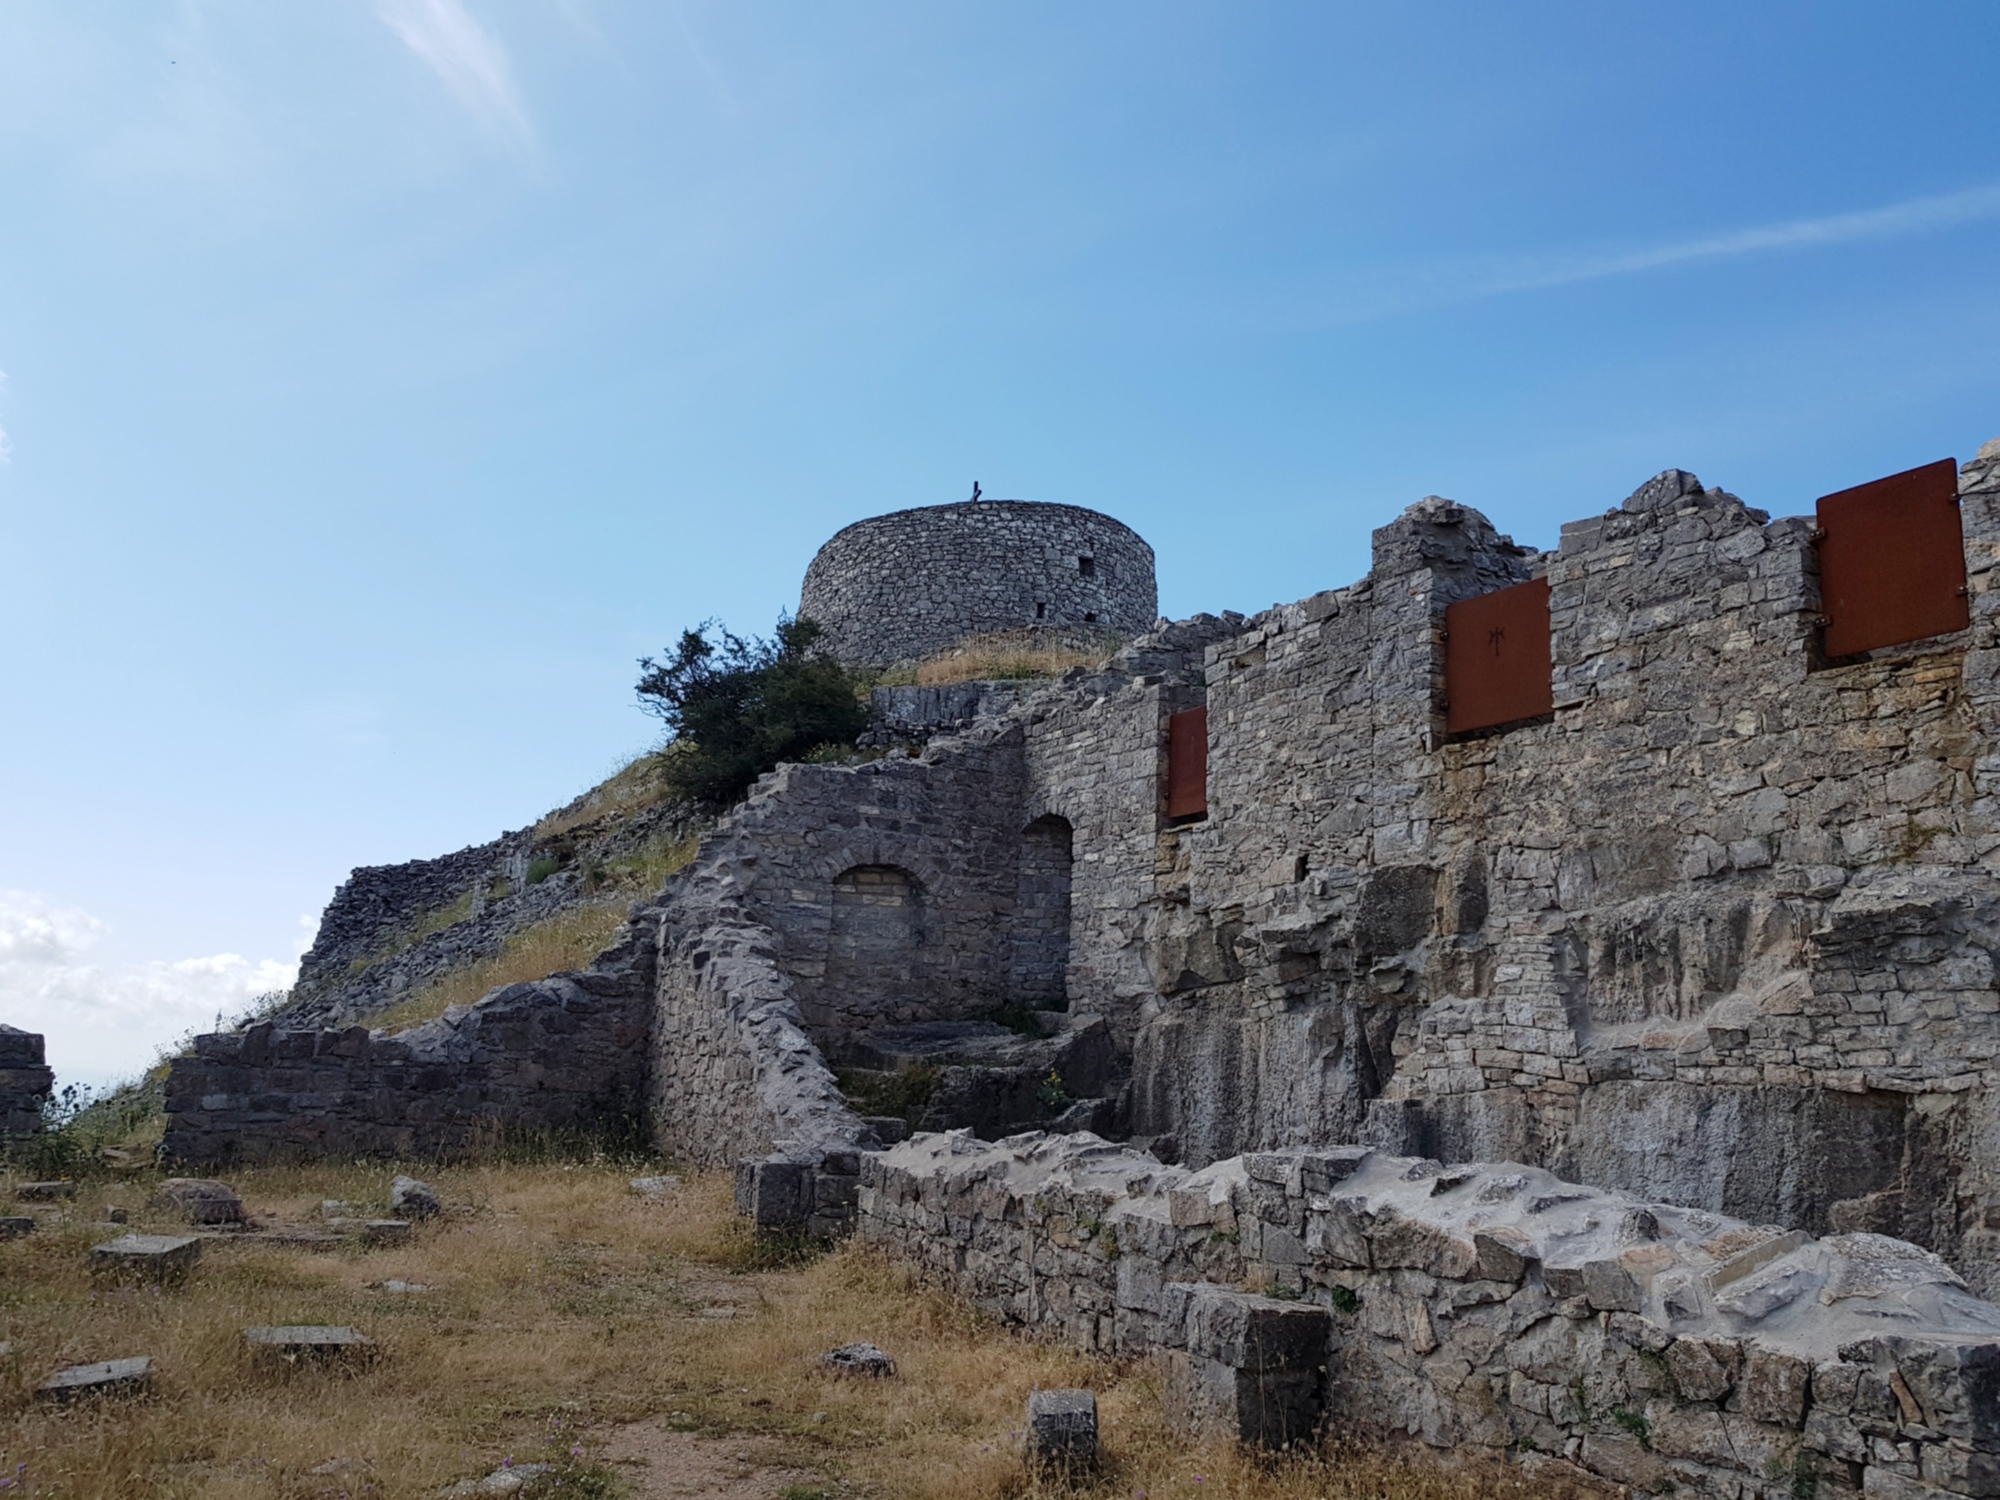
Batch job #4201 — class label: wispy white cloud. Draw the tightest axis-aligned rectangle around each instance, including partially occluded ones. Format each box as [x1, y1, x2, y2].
[1492, 182, 2000, 296]
[0, 889, 303, 1091]
[672, 7, 734, 112]
[377, 0, 532, 149]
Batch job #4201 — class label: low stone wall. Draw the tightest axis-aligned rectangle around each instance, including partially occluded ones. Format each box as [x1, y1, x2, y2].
[0, 1027, 52, 1140]
[161, 915, 658, 1164]
[860, 1131, 2000, 1498]
[645, 857, 881, 1237]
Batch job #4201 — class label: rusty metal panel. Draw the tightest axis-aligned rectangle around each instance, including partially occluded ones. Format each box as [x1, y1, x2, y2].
[1817, 458, 1966, 658]
[1444, 577, 1553, 736]
[1166, 707, 1208, 819]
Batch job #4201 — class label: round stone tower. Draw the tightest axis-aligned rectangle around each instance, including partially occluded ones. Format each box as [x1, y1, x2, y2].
[799, 499, 1158, 667]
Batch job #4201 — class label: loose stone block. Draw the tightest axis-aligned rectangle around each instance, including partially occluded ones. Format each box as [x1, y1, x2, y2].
[628, 1175, 682, 1198]
[0, 1216, 35, 1238]
[820, 1342, 896, 1377]
[1025, 1388, 1098, 1467]
[38, 1356, 153, 1400]
[736, 1155, 813, 1234]
[15, 1180, 73, 1202]
[91, 1233, 201, 1279]
[388, 1174, 440, 1221]
[360, 1219, 412, 1247]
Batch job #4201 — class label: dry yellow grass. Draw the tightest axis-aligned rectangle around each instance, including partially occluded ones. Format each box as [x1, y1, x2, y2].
[0, 1161, 1607, 1500]
[369, 833, 698, 1036]
[371, 903, 635, 1034]
[533, 755, 678, 842]
[907, 631, 1121, 688]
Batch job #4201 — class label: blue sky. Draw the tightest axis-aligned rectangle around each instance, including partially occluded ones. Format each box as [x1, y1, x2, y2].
[3, 1, 1998, 1090]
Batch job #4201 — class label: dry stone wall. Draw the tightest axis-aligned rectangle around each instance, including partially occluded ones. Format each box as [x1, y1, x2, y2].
[161, 914, 658, 1164]
[800, 500, 1158, 667]
[0, 1027, 51, 1140]
[862, 1130, 2000, 1499]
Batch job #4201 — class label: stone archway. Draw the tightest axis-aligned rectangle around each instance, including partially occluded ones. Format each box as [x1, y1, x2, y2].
[1011, 815, 1073, 1009]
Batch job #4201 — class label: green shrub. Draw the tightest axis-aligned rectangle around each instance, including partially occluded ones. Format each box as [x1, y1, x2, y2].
[636, 616, 868, 808]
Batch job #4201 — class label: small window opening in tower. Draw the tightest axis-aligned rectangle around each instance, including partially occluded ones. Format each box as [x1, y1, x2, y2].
[1078, 556, 1096, 578]
[1036, 602, 1047, 619]
[1293, 853, 1310, 883]
[1084, 612, 1097, 623]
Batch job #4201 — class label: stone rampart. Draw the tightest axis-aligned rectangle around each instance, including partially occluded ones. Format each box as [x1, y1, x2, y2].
[161, 913, 657, 1164]
[0, 1027, 52, 1140]
[861, 1130, 2000, 1498]
[800, 500, 1157, 667]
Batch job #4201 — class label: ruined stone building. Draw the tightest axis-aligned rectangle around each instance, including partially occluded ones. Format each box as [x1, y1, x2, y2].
[163, 441, 2000, 1497]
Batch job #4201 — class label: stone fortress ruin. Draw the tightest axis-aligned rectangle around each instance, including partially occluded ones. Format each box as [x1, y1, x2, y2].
[156, 442, 2000, 1497]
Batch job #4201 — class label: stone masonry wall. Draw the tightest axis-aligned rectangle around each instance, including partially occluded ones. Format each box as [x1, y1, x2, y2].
[161, 913, 658, 1164]
[0, 1027, 52, 1140]
[691, 748, 1029, 1058]
[1073, 449, 2000, 1294]
[862, 1130, 2000, 1499]
[800, 500, 1158, 667]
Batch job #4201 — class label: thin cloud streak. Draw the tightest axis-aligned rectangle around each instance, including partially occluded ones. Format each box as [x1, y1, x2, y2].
[1287, 181, 2000, 333]
[377, 0, 533, 149]
[1503, 181, 2000, 294]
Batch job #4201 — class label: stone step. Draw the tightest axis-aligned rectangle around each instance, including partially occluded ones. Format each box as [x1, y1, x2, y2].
[91, 1233, 201, 1278]
[38, 1356, 153, 1400]
[243, 1325, 374, 1357]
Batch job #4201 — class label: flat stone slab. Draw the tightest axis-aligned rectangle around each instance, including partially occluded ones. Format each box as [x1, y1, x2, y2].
[15, 1180, 74, 1202]
[251, 1228, 345, 1248]
[376, 1279, 434, 1294]
[38, 1356, 153, 1399]
[154, 1177, 244, 1225]
[360, 1219, 411, 1246]
[91, 1233, 201, 1277]
[848, 1020, 1037, 1070]
[1026, 1388, 1098, 1464]
[0, 1216, 35, 1238]
[629, 1175, 683, 1198]
[441, 1462, 554, 1496]
[243, 1325, 374, 1355]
